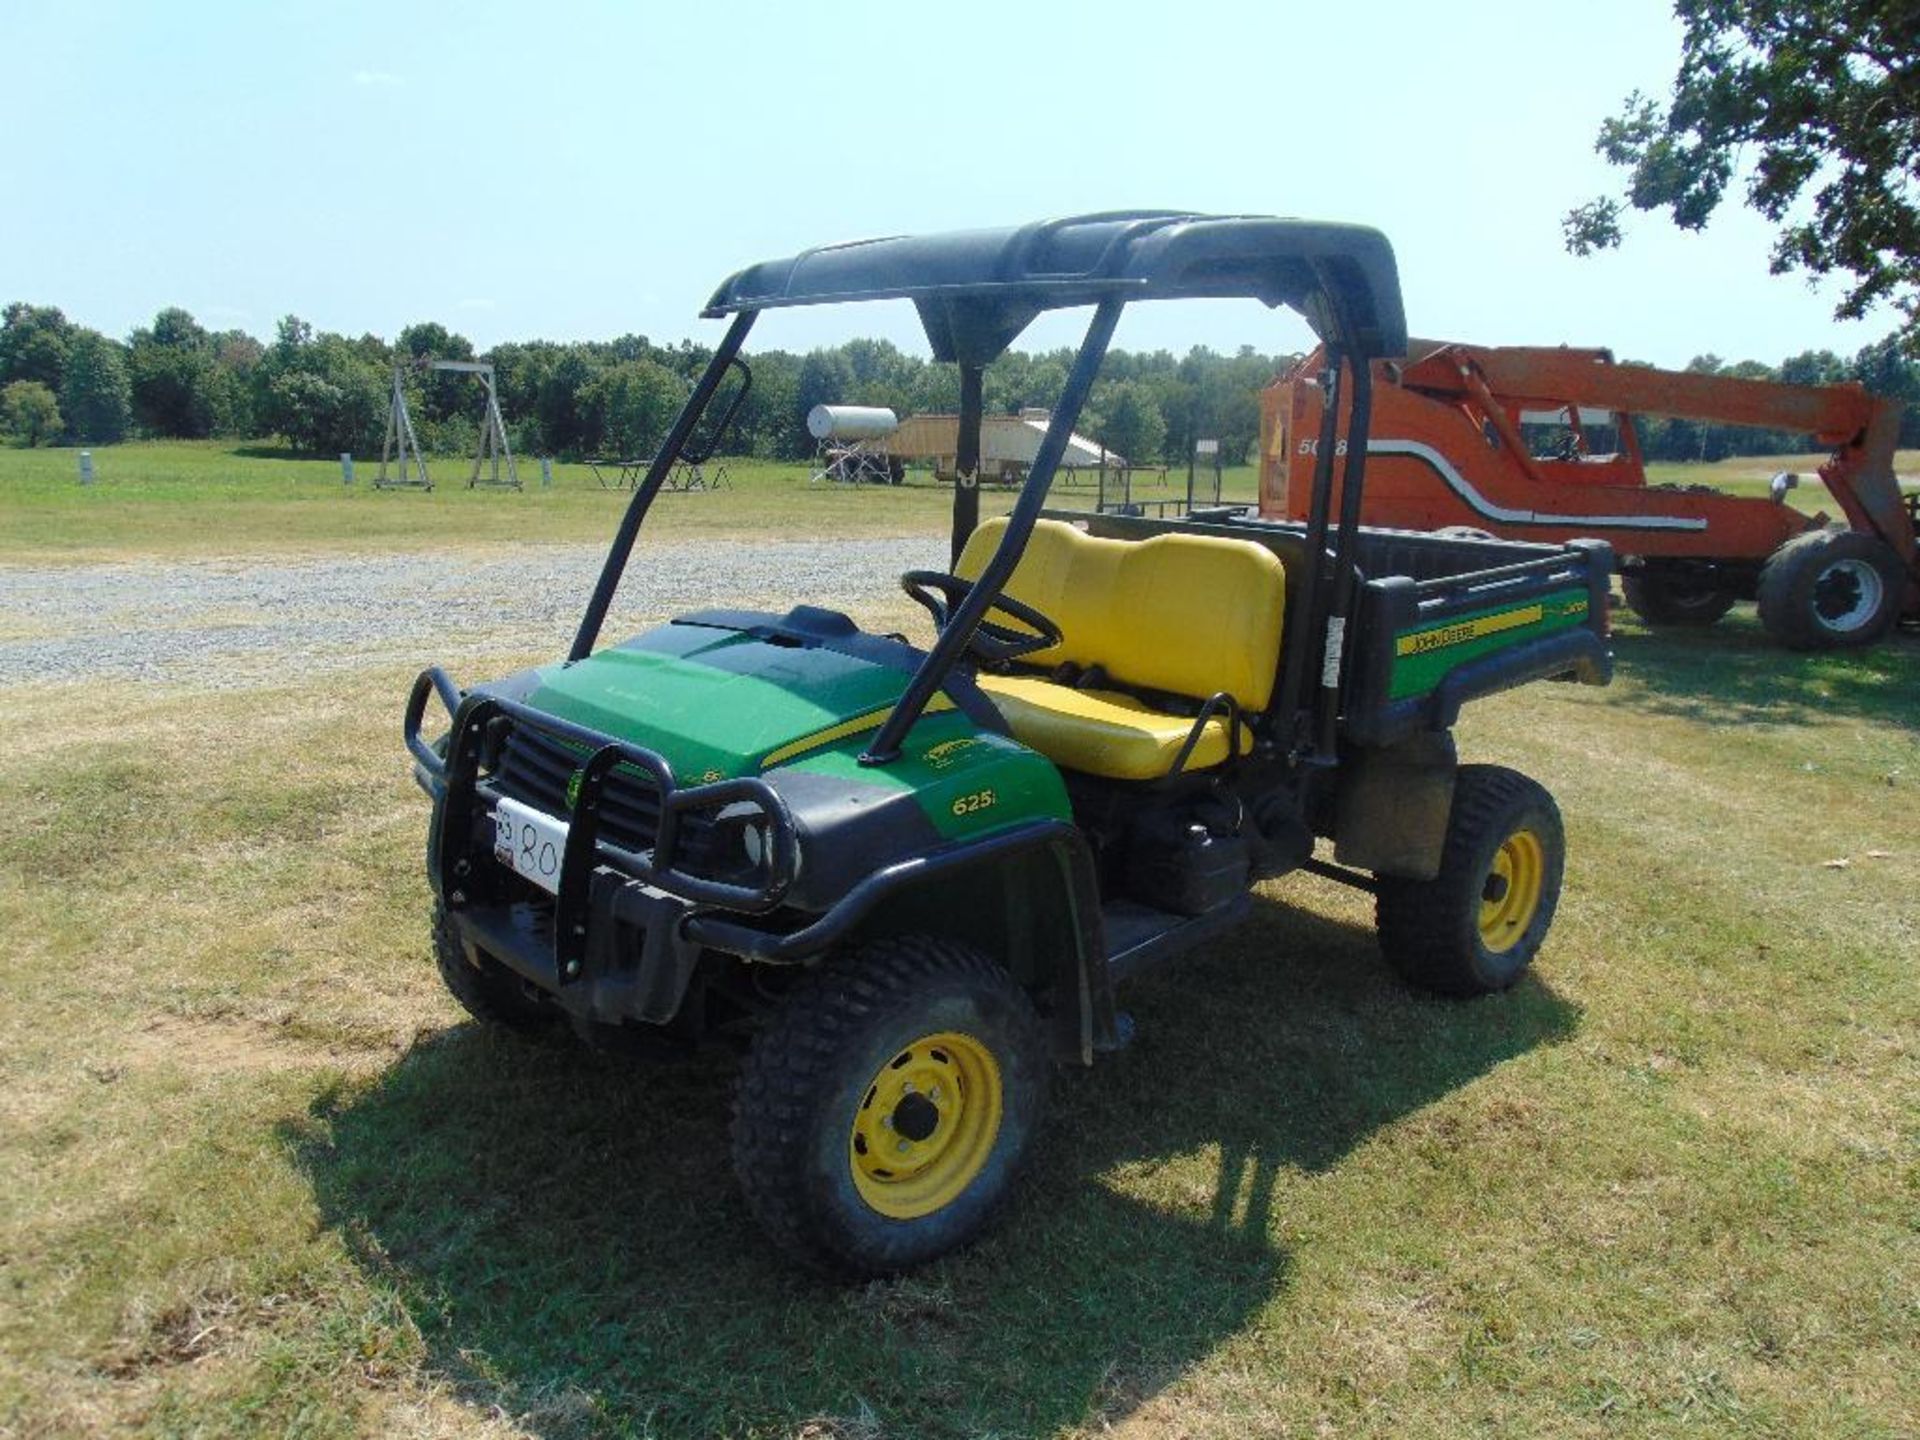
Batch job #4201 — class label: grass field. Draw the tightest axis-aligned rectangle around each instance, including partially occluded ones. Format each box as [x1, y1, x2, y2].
[5, 438, 1908, 563]
[1, 441, 1916, 1438]
[0, 442, 1226, 561]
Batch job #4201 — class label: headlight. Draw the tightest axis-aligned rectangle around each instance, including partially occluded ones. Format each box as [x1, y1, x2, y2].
[694, 800, 793, 889]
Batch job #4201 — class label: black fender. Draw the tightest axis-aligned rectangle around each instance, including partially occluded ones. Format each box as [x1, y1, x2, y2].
[683, 821, 1117, 1063]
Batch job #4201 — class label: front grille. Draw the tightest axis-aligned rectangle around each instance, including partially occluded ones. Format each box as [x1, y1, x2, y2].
[488, 721, 728, 870]
[491, 723, 661, 852]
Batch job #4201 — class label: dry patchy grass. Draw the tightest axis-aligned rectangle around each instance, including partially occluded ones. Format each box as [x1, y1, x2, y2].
[0, 601, 1915, 1437]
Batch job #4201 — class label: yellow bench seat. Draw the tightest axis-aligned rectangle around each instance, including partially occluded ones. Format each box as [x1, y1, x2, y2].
[954, 516, 1286, 779]
[976, 673, 1253, 781]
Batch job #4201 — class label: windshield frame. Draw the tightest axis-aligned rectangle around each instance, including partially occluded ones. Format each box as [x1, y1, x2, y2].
[569, 218, 1395, 770]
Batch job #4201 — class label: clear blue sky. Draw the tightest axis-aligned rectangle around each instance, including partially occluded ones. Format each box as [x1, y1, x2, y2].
[0, 0, 1894, 368]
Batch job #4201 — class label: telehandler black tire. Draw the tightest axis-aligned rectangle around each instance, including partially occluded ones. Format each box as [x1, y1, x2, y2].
[731, 935, 1048, 1277]
[1375, 765, 1564, 997]
[1621, 568, 1737, 627]
[1757, 529, 1905, 650]
[432, 902, 552, 1031]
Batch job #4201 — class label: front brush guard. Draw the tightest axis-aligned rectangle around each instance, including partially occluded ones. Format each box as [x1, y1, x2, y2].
[407, 665, 800, 990]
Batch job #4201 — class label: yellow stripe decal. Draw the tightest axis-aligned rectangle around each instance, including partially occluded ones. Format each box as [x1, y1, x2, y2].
[1396, 603, 1544, 657]
[759, 695, 956, 769]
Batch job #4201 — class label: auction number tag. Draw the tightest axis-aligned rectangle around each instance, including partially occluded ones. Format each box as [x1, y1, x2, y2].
[493, 796, 570, 895]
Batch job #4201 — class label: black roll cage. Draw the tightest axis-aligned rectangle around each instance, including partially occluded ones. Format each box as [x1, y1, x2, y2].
[567, 212, 1405, 774]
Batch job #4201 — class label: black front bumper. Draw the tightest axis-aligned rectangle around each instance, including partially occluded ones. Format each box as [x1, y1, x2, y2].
[407, 666, 800, 1024]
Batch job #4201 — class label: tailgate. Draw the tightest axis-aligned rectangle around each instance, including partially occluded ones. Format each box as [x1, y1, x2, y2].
[1344, 538, 1614, 745]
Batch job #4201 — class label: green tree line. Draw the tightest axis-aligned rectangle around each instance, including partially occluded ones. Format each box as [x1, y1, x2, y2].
[5, 299, 1919, 464]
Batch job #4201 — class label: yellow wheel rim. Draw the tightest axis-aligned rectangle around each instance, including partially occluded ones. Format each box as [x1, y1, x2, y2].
[1479, 828, 1545, 954]
[850, 1031, 1002, 1220]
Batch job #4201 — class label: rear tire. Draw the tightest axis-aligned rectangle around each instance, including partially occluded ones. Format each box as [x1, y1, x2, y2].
[1375, 765, 1565, 996]
[1622, 567, 1737, 627]
[1757, 529, 1904, 650]
[731, 936, 1047, 1277]
[432, 902, 551, 1030]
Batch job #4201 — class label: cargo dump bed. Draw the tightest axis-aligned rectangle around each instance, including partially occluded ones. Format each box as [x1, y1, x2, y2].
[1068, 510, 1614, 747]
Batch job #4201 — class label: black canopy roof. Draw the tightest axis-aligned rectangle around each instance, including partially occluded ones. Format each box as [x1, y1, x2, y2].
[703, 210, 1408, 365]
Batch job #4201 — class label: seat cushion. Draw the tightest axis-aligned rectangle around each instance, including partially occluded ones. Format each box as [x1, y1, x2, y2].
[977, 673, 1251, 781]
[955, 517, 1287, 711]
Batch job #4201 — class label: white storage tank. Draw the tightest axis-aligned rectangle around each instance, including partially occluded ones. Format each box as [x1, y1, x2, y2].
[807, 405, 899, 442]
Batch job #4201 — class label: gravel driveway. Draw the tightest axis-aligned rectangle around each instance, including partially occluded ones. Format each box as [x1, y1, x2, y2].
[0, 537, 943, 687]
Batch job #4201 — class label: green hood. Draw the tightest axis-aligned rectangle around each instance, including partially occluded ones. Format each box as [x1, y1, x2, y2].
[524, 622, 937, 780]
[505, 613, 1072, 862]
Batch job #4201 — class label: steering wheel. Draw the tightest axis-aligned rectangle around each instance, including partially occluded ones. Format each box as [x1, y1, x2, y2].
[899, 570, 1063, 664]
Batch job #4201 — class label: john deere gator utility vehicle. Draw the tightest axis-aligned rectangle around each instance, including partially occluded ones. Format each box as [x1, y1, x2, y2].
[405, 213, 1614, 1276]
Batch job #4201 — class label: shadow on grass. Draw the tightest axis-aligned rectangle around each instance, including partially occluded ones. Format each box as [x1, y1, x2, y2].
[292, 896, 1576, 1438]
[228, 444, 323, 462]
[1607, 614, 1920, 729]
[230, 442, 470, 466]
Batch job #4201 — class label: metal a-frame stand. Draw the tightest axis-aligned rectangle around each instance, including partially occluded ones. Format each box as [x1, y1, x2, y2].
[377, 363, 431, 490]
[442, 360, 519, 490]
[377, 359, 520, 491]
[807, 438, 895, 484]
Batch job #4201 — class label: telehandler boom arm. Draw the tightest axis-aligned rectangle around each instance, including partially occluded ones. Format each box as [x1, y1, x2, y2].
[1393, 344, 1911, 560]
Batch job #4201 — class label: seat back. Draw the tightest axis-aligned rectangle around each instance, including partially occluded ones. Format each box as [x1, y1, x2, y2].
[955, 517, 1287, 711]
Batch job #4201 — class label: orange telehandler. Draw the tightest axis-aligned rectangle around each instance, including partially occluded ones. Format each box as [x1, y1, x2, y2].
[1259, 341, 1919, 649]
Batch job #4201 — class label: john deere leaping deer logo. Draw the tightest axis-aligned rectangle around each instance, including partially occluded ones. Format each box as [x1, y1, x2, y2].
[565, 769, 583, 810]
[924, 738, 982, 771]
